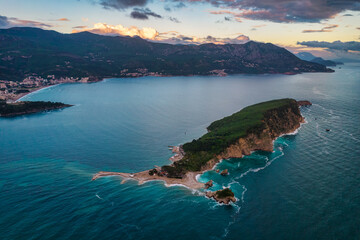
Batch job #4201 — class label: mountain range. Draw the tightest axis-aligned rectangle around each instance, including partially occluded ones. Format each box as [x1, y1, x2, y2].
[0, 27, 333, 81]
[296, 52, 343, 66]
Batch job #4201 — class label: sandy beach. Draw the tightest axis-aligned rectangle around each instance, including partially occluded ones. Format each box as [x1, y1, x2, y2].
[92, 146, 206, 189]
[14, 84, 60, 102]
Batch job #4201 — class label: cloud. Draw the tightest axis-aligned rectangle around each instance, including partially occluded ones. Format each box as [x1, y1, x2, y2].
[158, 31, 250, 45]
[0, 15, 52, 28]
[72, 22, 159, 40]
[73, 22, 250, 45]
[99, 0, 148, 10]
[251, 24, 266, 30]
[0, 15, 9, 27]
[164, 2, 186, 12]
[168, 17, 181, 23]
[193, 0, 360, 23]
[130, 8, 162, 20]
[72, 25, 88, 29]
[57, 18, 70, 21]
[302, 24, 339, 33]
[297, 40, 360, 52]
[297, 40, 360, 60]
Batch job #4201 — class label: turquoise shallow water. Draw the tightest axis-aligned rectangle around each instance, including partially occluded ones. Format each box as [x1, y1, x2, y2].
[1, 64, 360, 239]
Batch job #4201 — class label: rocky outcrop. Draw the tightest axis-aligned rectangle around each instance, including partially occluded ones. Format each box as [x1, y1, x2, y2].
[204, 180, 213, 189]
[297, 100, 312, 107]
[206, 188, 236, 204]
[220, 169, 228, 176]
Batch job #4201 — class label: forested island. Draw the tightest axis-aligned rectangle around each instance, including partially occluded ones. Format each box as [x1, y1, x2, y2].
[93, 98, 309, 204]
[0, 100, 72, 117]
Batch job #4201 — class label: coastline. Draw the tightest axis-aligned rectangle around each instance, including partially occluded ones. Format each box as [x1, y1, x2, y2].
[92, 116, 305, 190]
[3, 77, 104, 103]
[15, 84, 61, 102]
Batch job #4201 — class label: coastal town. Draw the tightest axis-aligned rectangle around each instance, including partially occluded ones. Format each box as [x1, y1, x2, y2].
[0, 75, 98, 102]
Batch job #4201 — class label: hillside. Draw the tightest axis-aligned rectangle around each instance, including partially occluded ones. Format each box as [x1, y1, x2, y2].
[0, 27, 332, 81]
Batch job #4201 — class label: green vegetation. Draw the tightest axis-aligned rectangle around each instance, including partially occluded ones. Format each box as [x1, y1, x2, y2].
[0, 100, 71, 117]
[148, 169, 158, 176]
[215, 188, 235, 198]
[162, 99, 299, 178]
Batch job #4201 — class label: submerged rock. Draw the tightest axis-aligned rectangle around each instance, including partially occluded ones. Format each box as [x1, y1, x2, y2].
[206, 188, 236, 204]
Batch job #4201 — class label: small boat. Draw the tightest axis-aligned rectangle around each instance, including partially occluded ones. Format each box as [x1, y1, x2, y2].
[326, 129, 330, 132]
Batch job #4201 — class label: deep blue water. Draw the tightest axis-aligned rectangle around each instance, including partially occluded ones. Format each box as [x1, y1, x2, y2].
[1, 64, 360, 240]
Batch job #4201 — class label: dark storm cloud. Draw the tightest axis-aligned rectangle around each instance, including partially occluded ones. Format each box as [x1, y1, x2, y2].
[99, 0, 148, 10]
[130, 8, 162, 20]
[298, 40, 360, 52]
[186, 0, 360, 22]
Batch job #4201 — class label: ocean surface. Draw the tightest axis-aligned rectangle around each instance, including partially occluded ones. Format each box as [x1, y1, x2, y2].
[1, 64, 360, 240]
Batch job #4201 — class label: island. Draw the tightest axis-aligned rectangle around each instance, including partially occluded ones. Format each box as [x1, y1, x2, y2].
[92, 98, 310, 204]
[206, 188, 237, 204]
[0, 100, 72, 117]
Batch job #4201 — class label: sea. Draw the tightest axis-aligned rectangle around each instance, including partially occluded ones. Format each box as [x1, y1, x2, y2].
[1, 63, 359, 240]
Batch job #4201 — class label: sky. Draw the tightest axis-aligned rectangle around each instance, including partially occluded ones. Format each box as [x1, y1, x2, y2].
[0, 0, 360, 59]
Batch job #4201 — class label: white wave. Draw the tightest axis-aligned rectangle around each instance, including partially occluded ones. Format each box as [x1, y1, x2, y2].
[95, 193, 103, 200]
[236, 151, 285, 179]
[241, 185, 247, 203]
[195, 174, 202, 183]
[212, 159, 224, 170]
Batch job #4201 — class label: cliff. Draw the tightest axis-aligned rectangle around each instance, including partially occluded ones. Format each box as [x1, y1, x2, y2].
[162, 99, 306, 177]
[214, 102, 303, 162]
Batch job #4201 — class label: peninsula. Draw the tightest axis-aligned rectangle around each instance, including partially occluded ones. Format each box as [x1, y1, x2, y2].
[93, 98, 309, 202]
[0, 100, 72, 117]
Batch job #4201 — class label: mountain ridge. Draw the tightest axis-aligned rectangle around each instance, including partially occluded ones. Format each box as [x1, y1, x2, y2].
[0, 27, 333, 81]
